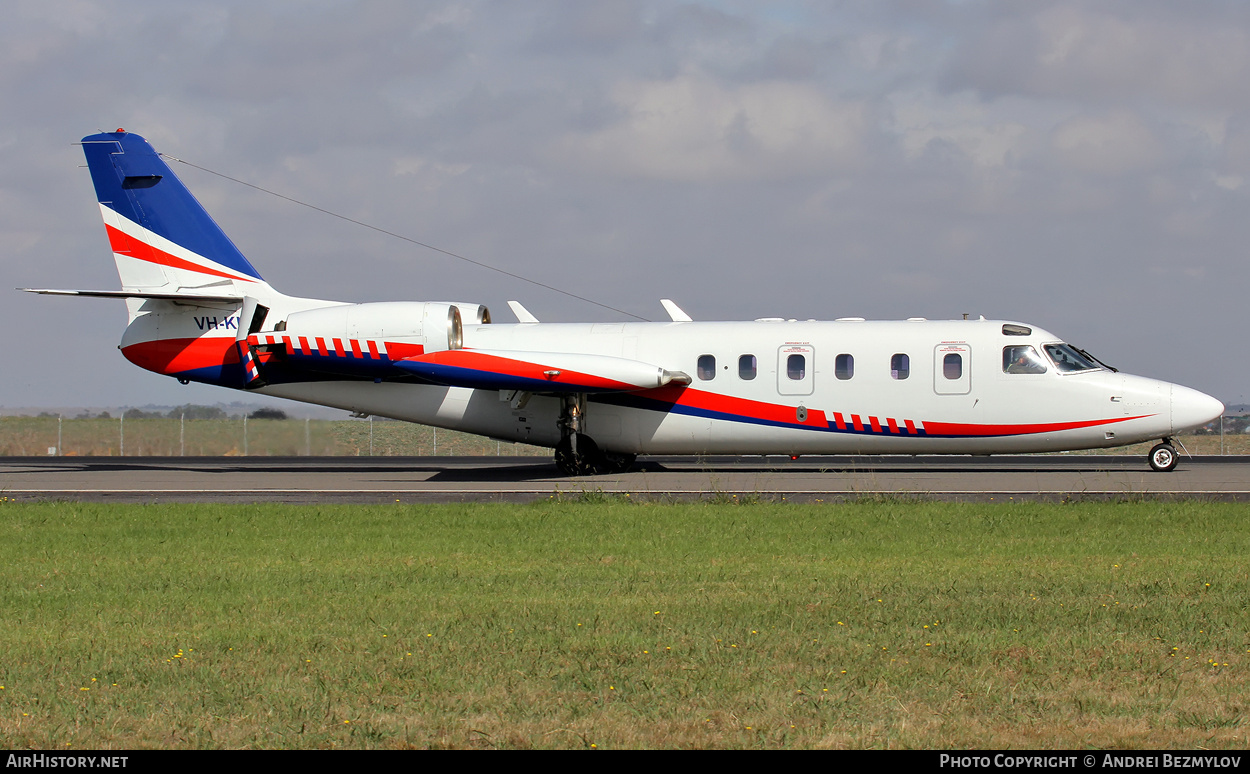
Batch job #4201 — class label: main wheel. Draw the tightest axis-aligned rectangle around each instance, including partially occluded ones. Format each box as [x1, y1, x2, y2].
[1148, 443, 1178, 472]
[554, 434, 604, 476]
[554, 437, 582, 476]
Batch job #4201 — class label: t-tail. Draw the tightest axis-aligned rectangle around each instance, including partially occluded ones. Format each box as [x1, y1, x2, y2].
[24, 130, 286, 387]
[80, 129, 267, 295]
[27, 129, 473, 393]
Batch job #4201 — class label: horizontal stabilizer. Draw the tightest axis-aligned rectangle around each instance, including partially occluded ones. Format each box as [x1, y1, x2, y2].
[394, 349, 691, 393]
[20, 288, 243, 303]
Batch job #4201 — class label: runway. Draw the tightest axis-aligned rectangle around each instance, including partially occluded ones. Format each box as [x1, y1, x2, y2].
[3, 454, 1250, 503]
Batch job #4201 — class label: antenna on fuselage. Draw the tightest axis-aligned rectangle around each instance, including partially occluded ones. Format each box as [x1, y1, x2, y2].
[508, 300, 540, 324]
[660, 299, 692, 322]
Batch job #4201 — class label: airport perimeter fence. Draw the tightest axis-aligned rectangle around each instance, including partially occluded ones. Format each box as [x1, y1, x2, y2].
[1, 415, 1247, 458]
[0, 416, 548, 457]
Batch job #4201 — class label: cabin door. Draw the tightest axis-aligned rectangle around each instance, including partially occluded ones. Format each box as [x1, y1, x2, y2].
[934, 344, 971, 395]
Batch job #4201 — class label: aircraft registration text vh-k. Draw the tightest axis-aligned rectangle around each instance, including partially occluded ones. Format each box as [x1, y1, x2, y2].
[25, 130, 1224, 473]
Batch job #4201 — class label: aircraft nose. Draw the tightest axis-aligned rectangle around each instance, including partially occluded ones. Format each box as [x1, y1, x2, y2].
[1171, 385, 1224, 434]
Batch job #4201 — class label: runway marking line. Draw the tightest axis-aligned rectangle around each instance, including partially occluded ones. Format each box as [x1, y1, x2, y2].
[6, 488, 1248, 495]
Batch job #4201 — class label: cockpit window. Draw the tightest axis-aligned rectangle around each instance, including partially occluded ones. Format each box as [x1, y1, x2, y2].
[1003, 345, 1047, 374]
[1044, 343, 1100, 373]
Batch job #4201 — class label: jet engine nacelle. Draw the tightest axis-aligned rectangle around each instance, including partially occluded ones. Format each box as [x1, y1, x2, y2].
[281, 300, 488, 352]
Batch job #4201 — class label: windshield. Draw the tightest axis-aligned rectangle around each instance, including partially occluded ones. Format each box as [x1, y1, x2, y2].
[1044, 343, 1100, 373]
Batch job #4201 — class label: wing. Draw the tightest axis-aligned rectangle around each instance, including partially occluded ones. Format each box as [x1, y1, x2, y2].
[393, 349, 691, 393]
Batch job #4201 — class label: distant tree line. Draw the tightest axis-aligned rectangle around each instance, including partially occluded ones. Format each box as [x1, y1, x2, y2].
[37, 405, 289, 421]
[1196, 414, 1250, 435]
[247, 408, 289, 420]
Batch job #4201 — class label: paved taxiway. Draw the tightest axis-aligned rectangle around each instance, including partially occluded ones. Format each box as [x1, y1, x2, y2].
[3, 455, 1249, 503]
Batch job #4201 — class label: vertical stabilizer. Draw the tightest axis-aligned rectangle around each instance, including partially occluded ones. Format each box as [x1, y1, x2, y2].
[80, 130, 266, 291]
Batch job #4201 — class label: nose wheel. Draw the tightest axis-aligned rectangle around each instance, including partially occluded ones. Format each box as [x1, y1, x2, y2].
[1148, 442, 1178, 472]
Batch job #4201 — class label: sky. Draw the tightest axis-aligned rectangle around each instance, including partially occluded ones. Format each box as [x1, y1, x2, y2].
[3, 0, 1248, 409]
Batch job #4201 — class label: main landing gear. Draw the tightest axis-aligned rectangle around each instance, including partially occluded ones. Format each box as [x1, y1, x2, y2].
[553, 394, 636, 476]
[1148, 439, 1179, 472]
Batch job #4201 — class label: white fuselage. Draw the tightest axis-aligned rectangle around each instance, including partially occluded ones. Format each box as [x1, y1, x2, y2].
[256, 316, 1219, 456]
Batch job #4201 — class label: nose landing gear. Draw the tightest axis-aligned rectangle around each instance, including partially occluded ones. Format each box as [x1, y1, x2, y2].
[1148, 440, 1178, 472]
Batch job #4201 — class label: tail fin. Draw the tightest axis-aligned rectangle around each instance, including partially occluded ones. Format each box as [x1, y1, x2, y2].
[80, 130, 265, 291]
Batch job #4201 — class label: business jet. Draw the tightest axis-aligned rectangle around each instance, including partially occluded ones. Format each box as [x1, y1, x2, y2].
[23, 130, 1224, 474]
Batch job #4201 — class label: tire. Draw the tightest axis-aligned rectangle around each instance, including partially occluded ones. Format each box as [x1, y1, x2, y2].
[554, 434, 604, 476]
[1148, 443, 1178, 472]
[554, 437, 582, 476]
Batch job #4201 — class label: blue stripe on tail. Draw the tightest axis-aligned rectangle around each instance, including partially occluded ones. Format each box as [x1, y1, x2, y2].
[81, 130, 263, 281]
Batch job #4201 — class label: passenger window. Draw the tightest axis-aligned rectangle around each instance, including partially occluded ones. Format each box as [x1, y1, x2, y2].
[891, 353, 910, 380]
[697, 354, 716, 381]
[739, 354, 757, 380]
[943, 353, 963, 380]
[835, 354, 854, 380]
[787, 354, 805, 380]
[1002, 345, 1046, 374]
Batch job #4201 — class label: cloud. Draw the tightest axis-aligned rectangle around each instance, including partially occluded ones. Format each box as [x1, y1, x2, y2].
[1050, 110, 1165, 174]
[1223, 113, 1250, 173]
[944, 4, 1250, 110]
[893, 96, 1029, 169]
[551, 74, 871, 180]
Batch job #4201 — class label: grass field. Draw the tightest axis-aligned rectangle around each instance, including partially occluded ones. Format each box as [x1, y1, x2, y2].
[0, 500, 1246, 749]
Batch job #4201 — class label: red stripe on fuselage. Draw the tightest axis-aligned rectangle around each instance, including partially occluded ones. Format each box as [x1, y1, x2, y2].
[630, 385, 1148, 438]
[921, 416, 1153, 437]
[122, 336, 238, 374]
[385, 342, 424, 360]
[636, 383, 828, 428]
